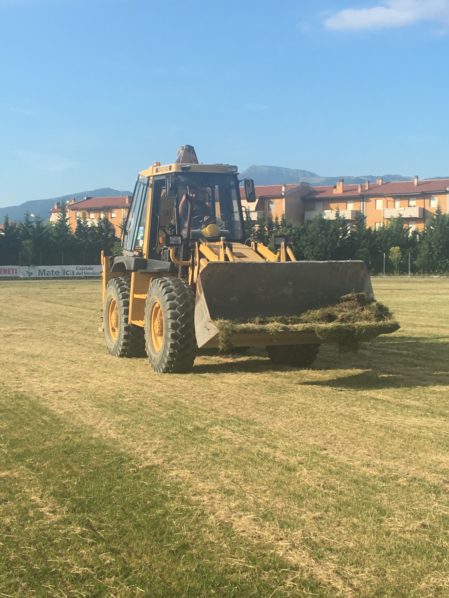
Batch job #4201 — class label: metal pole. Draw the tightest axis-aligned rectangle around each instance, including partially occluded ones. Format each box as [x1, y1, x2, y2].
[383, 252, 386, 276]
[408, 250, 411, 277]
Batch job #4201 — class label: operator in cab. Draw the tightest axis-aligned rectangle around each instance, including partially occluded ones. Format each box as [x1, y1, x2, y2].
[178, 185, 219, 239]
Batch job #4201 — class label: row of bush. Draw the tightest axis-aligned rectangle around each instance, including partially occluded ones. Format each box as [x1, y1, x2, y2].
[247, 209, 449, 274]
[0, 207, 119, 266]
[1, 206, 449, 274]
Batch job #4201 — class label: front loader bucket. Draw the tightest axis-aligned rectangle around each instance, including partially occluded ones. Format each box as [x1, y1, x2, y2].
[194, 261, 375, 349]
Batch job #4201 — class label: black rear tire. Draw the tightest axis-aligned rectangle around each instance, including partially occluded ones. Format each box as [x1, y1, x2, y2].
[144, 277, 196, 373]
[103, 277, 146, 357]
[266, 344, 320, 368]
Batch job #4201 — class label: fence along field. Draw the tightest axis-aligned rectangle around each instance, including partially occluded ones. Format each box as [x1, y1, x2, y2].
[1, 277, 449, 596]
[0, 264, 101, 278]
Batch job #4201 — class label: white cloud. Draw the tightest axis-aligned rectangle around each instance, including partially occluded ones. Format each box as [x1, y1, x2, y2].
[324, 0, 449, 31]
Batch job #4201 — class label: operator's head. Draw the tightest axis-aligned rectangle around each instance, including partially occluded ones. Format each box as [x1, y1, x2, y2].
[189, 186, 209, 203]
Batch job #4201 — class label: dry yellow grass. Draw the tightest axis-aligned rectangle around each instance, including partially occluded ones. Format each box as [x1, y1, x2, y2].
[1, 277, 449, 596]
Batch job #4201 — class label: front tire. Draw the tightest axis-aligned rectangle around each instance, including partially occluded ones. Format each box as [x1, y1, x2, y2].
[103, 277, 146, 357]
[266, 344, 320, 368]
[144, 277, 196, 373]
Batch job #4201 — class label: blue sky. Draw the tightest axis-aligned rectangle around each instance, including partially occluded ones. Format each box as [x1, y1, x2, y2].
[1, 0, 449, 207]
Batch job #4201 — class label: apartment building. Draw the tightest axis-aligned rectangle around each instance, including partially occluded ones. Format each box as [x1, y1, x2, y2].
[50, 196, 131, 237]
[311, 177, 449, 231]
[247, 177, 449, 231]
[241, 183, 313, 223]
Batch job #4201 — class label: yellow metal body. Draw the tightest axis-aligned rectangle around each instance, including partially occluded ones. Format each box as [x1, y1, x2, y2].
[101, 157, 297, 331]
[102, 235, 296, 330]
[101, 153, 385, 359]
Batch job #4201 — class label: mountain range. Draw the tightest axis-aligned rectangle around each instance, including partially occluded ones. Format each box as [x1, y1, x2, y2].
[239, 165, 412, 186]
[1, 166, 447, 223]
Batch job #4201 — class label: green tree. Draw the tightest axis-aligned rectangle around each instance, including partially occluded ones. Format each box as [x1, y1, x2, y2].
[74, 216, 90, 264]
[416, 208, 449, 273]
[49, 202, 77, 264]
[352, 213, 374, 267]
[0, 217, 21, 265]
[389, 246, 402, 274]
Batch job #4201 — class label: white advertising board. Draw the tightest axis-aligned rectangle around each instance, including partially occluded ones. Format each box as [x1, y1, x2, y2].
[0, 265, 102, 279]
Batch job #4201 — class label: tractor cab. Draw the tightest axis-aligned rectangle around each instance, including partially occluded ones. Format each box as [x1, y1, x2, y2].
[122, 164, 246, 259]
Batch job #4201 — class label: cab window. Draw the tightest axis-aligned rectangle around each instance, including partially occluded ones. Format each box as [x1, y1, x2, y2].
[123, 176, 149, 253]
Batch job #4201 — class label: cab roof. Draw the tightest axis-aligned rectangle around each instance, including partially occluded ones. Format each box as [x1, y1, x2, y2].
[139, 162, 238, 178]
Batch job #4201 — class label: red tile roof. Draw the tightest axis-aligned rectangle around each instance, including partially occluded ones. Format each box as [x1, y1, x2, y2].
[312, 178, 449, 199]
[242, 178, 449, 202]
[255, 184, 298, 197]
[241, 184, 303, 200]
[68, 196, 130, 210]
[313, 184, 364, 199]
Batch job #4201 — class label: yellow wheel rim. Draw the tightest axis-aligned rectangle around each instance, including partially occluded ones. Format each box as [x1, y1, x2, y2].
[150, 300, 164, 353]
[108, 298, 119, 340]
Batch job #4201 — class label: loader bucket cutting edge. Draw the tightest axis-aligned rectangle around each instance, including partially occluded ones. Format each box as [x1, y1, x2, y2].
[194, 261, 375, 349]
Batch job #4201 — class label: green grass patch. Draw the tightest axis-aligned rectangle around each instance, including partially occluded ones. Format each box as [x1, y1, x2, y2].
[0, 392, 323, 597]
[1, 277, 449, 596]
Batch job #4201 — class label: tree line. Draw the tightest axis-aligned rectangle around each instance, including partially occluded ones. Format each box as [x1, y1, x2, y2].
[1, 206, 449, 274]
[247, 208, 449, 274]
[0, 205, 119, 266]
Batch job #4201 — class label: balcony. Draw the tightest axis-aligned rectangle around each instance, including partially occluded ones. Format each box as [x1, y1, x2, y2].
[384, 206, 424, 219]
[304, 209, 360, 222]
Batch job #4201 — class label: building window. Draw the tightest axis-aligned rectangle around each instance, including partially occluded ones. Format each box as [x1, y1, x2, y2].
[375, 199, 383, 210]
[347, 201, 354, 210]
[375, 222, 383, 230]
[111, 210, 116, 218]
[409, 199, 417, 207]
[394, 199, 401, 209]
[430, 196, 439, 208]
[90, 212, 95, 219]
[100, 212, 106, 219]
[76, 211, 81, 218]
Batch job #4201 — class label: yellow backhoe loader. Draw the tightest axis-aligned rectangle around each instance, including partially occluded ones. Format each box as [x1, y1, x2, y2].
[101, 146, 398, 373]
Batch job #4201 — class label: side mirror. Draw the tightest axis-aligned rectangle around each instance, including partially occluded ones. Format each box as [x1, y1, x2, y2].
[243, 179, 256, 203]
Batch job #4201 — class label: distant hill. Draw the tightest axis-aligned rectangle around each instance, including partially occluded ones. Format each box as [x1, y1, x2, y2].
[240, 165, 411, 186]
[241, 165, 319, 185]
[0, 188, 131, 223]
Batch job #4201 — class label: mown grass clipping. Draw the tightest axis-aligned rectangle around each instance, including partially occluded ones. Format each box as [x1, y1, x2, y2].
[213, 293, 400, 352]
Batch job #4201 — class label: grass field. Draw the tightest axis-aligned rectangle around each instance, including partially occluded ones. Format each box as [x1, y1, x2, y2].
[1, 277, 449, 597]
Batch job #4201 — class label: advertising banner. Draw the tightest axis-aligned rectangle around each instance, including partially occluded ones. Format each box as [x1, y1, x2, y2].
[0, 265, 102, 279]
